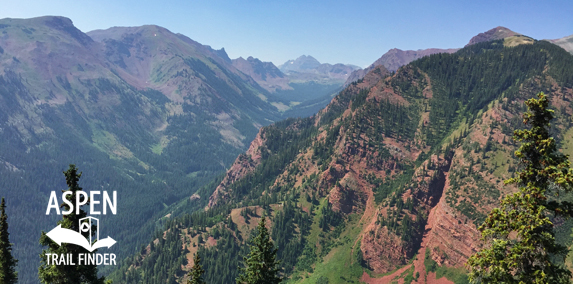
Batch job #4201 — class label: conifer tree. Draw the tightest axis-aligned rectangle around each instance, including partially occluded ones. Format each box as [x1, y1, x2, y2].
[38, 164, 106, 284]
[188, 253, 206, 284]
[467, 93, 573, 283]
[0, 197, 18, 283]
[236, 216, 281, 284]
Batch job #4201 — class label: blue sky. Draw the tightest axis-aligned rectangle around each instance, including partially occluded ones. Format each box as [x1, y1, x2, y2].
[1, 0, 572, 67]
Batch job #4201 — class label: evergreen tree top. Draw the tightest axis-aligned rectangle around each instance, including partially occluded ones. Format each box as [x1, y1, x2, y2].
[188, 253, 206, 284]
[236, 216, 281, 284]
[467, 93, 573, 284]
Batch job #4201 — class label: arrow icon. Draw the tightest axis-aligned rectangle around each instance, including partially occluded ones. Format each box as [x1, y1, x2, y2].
[46, 225, 116, 252]
[92, 236, 116, 250]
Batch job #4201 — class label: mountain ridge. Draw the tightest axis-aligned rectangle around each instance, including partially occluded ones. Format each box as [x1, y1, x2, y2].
[344, 47, 459, 86]
[345, 26, 532, 87]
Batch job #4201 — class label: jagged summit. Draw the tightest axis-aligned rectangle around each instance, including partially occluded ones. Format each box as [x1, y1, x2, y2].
[276, 54, 360, 86]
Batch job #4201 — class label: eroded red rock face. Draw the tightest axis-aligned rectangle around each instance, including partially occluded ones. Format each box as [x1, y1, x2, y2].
[208, 128, 266, 207]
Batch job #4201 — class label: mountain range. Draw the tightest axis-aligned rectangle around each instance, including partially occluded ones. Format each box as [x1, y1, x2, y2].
[0, 15, 362, 282]
[1, 15, 573, 283]
[278, 55, 360, 84]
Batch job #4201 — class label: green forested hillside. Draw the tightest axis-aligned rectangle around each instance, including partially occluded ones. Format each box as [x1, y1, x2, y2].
[110, 39, 573, 283]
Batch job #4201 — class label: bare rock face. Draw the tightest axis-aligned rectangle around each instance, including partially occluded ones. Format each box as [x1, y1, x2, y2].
[419, 165, 481, 268]
[362, 225, 408, 272]
[208, 128, 266, 207]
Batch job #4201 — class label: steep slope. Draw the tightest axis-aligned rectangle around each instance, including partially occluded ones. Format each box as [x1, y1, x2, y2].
[550, 34, 573, 54]
[0, 16, 281, 282]
[344, 48, 459, 86]
[111, 39, 573, 284]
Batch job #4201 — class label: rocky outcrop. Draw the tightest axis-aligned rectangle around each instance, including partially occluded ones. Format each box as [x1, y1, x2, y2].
[418, 160, 481, 268]
[208, 128, 266, 207]
[362, 225, 409, 272]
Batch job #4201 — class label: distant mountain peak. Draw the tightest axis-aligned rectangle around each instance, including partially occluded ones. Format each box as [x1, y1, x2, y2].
[466, 26, 520, 46]
[212, 47, 232, 63]
[275, 55, 360, 86]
